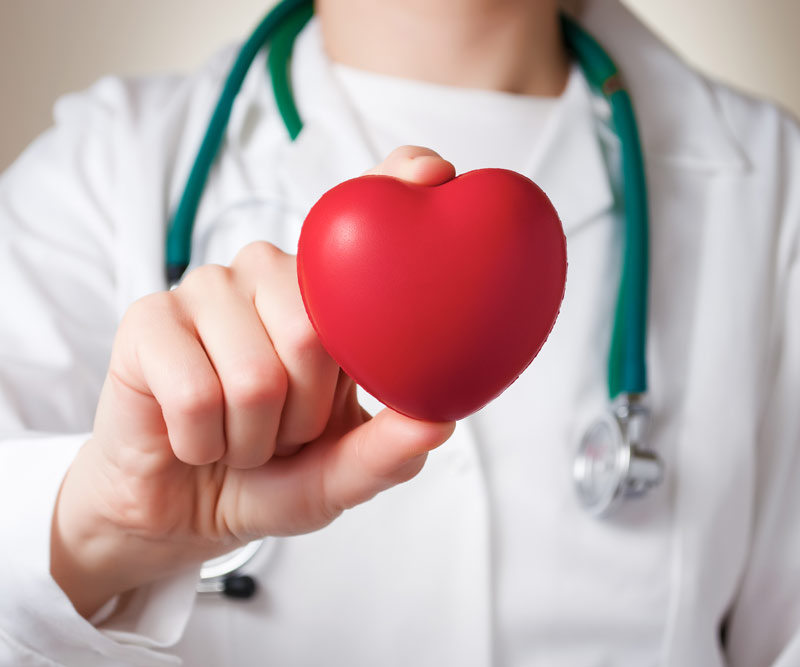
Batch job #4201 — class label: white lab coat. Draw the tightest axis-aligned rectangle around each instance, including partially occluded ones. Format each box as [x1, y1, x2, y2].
[0, 0, 798, 665]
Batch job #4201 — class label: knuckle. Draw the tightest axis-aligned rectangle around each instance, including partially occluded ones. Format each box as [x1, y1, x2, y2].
[228, 444, 274, 471]
[305, 408, 331, 443]
[391, 145, 435, 161]
[179, 263, 232, 293]
[285, 319, 325, 364]
[390, 145, 417, 159]
[314, 470, 344, 526]
[392, 453, 428, 484]
[278, 409, 328, 449]
[353, 423, 426, 486]
[233, 241, 286, 273]
[123, 291, 176, 328]
[225, 361, 288, 409]
[115, 293, 182, 362]
[297, 395, 333, 444]
[315, 496, 342, 527]
[166, 377, 223, 419]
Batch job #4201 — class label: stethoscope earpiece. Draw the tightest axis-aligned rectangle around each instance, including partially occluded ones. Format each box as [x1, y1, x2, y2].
[197, 573, 258, 599]
[197, 540, 265, 598]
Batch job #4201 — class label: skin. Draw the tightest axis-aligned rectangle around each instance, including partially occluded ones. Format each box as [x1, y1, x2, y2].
[51, 0, 567, 619]
[317, 0, 569, 97]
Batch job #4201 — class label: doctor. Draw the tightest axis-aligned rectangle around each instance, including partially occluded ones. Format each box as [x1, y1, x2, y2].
[1, 0, 799, 665]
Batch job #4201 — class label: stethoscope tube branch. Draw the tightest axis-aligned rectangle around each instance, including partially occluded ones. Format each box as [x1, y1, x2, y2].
[166, 0, 311, 284]
[560, 15, 650, 400]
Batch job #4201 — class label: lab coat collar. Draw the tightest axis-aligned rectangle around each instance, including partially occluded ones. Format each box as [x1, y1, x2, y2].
[278, 18, 616, 236]
[274, 18, 380, 215]
[575, 0, 749, 171]
[259, 0, 748, 224]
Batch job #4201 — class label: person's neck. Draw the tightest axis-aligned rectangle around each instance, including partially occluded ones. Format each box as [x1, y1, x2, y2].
[315, 0, 570, 97]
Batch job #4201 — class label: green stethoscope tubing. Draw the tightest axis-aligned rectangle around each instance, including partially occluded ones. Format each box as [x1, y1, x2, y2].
[166, 0, 649, 401]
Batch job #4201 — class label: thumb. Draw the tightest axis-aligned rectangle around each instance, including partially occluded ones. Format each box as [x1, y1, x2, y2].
[235, 408, 455, 537]
[320, 408, 456, 511]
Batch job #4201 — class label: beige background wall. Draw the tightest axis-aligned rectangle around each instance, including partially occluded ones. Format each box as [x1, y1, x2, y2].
[1, 0, 799, 172]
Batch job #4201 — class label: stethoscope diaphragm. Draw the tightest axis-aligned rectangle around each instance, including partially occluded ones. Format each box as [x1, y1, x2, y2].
[573, 395, 663, 517]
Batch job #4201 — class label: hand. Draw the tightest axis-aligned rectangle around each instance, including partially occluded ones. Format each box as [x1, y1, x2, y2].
[51, 146, 457, 618]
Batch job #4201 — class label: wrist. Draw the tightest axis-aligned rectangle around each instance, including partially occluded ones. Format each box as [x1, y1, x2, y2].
[49, 441, 194, 618]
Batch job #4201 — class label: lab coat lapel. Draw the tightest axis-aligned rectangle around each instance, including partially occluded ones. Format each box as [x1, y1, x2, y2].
[524, 64, 616, 236]
[576, 0, 748, 171]
[569, 3, 752, 658]
[529, 0, 749, 243]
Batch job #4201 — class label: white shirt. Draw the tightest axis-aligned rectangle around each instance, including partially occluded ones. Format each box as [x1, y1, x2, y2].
[330, 61, 560, 173]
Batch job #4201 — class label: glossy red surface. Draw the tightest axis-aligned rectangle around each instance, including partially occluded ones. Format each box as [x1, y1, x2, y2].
[297, 169, 567, 421]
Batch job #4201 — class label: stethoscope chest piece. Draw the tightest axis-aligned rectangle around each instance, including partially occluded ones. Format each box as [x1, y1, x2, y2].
[573, 395, 663, 517]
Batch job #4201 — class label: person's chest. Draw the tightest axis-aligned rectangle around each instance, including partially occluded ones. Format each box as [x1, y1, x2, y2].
[171, 153, 760, 667]
[125, 27, 769, 664]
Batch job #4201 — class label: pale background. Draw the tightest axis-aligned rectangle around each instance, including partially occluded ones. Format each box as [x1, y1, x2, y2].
[1, 0, 799, 171]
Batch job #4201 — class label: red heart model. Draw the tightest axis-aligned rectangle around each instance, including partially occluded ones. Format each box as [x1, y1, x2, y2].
[297, 168, 567, 422]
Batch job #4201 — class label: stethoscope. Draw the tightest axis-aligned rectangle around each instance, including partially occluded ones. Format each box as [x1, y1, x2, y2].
[166, 0, 664, 599]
